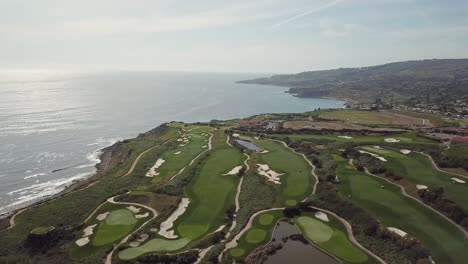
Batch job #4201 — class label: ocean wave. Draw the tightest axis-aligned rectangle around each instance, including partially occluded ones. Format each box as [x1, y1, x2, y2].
[1, 172, 92, 215]
[24, 172, 47, 180]
[75, 164, 95, 169]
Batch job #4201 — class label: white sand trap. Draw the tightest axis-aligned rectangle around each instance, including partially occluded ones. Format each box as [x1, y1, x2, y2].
[254, 136, 260, 140]
[384, 138, 400, 143]
[232, 133, 240, 137]
[150, 228, 158, 232]
[179, 144, 187, 147]
[257, 164, 284, 184]
[129, 241, 140, 247]
[260, 150, 269, 154]
[135, 212, 149, 219]
[338, 136, 353, 139]
[127, 205, 141, 214]
[400, 149, 411, 154]
[174, 151, 182, 155]
[201, 145, 207, 149]
[159, 198, 190, 239]
[145, 158, 166, 177]
[138, 234, 149, 242]
[358, 150, 387, 162]
[177, 138, 183, 142]
[452, 178, 466, 184]
[387, 227, 407, 237]
[75, 237, 90, 247]
[373, 146, 382, 149]
[315, 211, 329, 222]
[223, 166, 243, 176]
[96, 212, 110, 221]
[416, 184, 428, 190]
[83, 224, 97, 237]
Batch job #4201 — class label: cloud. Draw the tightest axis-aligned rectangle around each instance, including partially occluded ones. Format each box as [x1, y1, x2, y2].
[272, 0, 344, 28]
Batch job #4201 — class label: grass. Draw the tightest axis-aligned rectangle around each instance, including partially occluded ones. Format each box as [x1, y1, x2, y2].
[361, 146, 468, 211]
[333, 155, 468, 264]
[118, 238, 191, 260]
[118, 131, 244, 259]
[30, 226, 54, 235]
[228, 210, 283, 259]
[252, 139, 314, 205]
[318, 110, 419, 125]
[391, 110, 456, 127]
[271, 132, 437, 145]
[294, 213, 372, 263]
[93, 209, 137, 246]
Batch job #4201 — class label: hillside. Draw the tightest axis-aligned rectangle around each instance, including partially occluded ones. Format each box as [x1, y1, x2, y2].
[239, 59, 468, 103]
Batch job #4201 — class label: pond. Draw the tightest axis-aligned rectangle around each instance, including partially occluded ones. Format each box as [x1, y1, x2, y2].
[234, 139, 264, 152]
[264, 221, 339, 264]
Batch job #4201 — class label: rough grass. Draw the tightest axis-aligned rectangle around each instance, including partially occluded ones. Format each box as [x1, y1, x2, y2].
[333, 155, 468, 264]
[361, 146, 468, 211]
[253, 139, 313, 205]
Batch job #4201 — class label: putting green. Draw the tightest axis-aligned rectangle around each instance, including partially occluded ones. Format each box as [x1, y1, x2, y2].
[258, 214, 274, 226]
[295, 216, 333, 242]
[245, 228, 267, 244]
[230, 248, 245, 257]
[295, 214, 369, 263]
[93, 209, 137, 246]
[118, 238, 191, 260]
[334, 155, 468, 264]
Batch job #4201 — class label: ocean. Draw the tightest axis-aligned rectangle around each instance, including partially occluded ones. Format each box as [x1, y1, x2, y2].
[0, 71, 344, 215]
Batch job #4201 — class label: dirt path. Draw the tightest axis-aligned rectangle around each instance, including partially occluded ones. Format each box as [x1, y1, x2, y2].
[354, 161, 468, 237]
[104, 196, 158, 264]
[416, 151, 468, 179]
[308, 205, 387, 264]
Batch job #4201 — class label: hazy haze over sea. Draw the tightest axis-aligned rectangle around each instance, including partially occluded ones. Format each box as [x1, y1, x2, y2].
[0, 71, 344, 215]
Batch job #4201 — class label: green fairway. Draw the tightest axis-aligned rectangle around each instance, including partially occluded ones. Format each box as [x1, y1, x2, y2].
[93, 209, 137, 246]
[258, 214, 274, 225]
[333, 155, 468, 264]
[361, 146, 468, 211]
[253, 139, 313, 205]
[295, 213, 371, 263]
[151, 127, 211, 183]
[295, 216, 333, 242]
[271, 132, 436, 145]
[118, 238, 191, 260]
[228, 210, 283, 259]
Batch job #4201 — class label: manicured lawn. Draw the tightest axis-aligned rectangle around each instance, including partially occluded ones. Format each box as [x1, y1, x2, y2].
[228, 210, 283, 259]
[93, 209, 137, 246]
[253, 139, 314, 205]
[271, 132, 437, 145]
[295, 213, 371, 263]
[333, 155, 468, 264]
[319, 110, 424, 126]
[118, 238, 191, 260]
[361, 147, 468, 211]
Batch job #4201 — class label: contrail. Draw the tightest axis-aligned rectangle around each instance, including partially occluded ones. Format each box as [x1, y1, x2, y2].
[272, 0, 344, 28]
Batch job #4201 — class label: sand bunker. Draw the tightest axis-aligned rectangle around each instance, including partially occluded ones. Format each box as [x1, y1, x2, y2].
[359, 150, 387, 162]
[338, 136, 353, 139]
[232, 133, 240, 138]
[96, 212, 110, 221]
[452, 178, 466, 184]
[127, 205, 141, 214]
[387, 227, 407, 237]
[315, 211, 329, 222]
[416, 184, 428, 190]
[129, 241, 140, 247]
[83, 224, 97, 237]
[75, 237, 90, 246]
[135, 212, 149, 219]
[373, 146, 382, 149]
[145, 158, 166, 177]
[159, 198, 190, 239]
[201, 145, 207, 149]
[257, 164, 283, 184]
[400, 149, 411, 154]
[174, 151, 182, 155]
[384, 138, 400, 143]
[223, 166, 243, 176]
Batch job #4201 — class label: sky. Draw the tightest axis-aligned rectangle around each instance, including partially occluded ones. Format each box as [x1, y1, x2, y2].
[0, 0, 468, 74]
